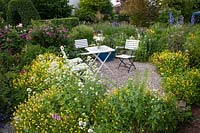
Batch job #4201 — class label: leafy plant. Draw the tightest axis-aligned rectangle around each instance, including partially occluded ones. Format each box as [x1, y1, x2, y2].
[17, 44, 46, 70]
[136, 23, 168, 61]
[166, 25, 190, 52]
[93, 75, 188, 132]
[184, 26, 200, 68]
[151, 51, 189, 77]
[69, 24, 94, 44]
[75, 0, 113, 22]
[163, 68, 200, 105]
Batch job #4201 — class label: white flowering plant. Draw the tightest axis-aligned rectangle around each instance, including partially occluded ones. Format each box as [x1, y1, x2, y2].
[12, 52, 107, 132]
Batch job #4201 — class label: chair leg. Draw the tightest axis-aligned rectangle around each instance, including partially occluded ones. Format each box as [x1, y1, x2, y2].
[118, 58, 123, 69]
[128, 58, 136, 72]
[118, 58, 128, 69]
[118, 58, 136, 72]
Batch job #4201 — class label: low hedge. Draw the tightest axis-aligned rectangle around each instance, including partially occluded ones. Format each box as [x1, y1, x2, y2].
[32, 17, 79, 30]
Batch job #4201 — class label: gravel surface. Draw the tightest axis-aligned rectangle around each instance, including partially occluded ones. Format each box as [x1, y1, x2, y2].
[98, 59, 162, 91]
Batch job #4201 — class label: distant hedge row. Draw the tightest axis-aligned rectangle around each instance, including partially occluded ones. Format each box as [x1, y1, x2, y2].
[32, 17, 79, 29]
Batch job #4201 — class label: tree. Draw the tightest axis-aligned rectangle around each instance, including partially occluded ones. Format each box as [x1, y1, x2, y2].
[75, 0, 113, 22]
[120, 0, 161, 26]
[31, 0, 73, 19]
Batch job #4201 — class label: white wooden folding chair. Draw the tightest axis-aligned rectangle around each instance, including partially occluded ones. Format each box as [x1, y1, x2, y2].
[60, 46, 89, 74]
[115, 39, 139, 72]
[74, 39, 95, 67]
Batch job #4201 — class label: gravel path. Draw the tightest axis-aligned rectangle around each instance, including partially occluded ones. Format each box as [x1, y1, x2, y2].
[98, 59, 162, 91]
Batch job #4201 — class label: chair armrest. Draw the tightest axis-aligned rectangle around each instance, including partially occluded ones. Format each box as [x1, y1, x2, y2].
[80, 52, 92, 56]
[115, 46, 124, 49]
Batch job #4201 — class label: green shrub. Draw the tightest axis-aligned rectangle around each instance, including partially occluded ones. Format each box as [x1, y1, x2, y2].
[18, 44, 46, 69]
[0, 71, 17, 115]
[137, 23, 168, 61]
[32, 17, 79, 30]
[151, 51, 189, 77]
[51, 17, 79, 29]
[163, 69, 200, 104]
[0, 27, 26, 54]
[184, 26, 200, 68]
[7, 0, 40, 26]
[0, 25, 28, 72]
[93, 78, 188, 132]
[12, 81, 106, 132]
[75, 0, 113, 22]
[69, 24, 94, 44]
[166, 25, 190, 52]
[92, 23, 137, 48]
[12, 53, 98, 102]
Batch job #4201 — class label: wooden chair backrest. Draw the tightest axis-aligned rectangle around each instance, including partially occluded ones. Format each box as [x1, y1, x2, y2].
[125, 39, 139, 50]
[75, 39, 88, 48]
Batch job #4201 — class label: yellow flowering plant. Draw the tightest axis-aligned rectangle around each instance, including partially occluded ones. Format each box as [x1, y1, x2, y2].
[163, 68, 200, 104]
[150, 51, 189, 77]
[12, 53, 107, 132]
[12, 53, 74, 102]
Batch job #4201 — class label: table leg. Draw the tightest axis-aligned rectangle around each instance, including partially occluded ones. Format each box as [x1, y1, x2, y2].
[93, 52, 113, 74]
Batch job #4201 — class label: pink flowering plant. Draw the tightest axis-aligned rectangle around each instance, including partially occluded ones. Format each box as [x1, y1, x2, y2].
[0, 25, 28, 55]
[30, 23, 69, 47]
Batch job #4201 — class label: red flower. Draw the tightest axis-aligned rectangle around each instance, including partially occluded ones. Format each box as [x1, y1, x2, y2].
[20, 69, 26, 75]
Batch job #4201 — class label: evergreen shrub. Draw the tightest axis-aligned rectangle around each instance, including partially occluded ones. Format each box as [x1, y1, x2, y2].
[7, 0, 40, 26]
